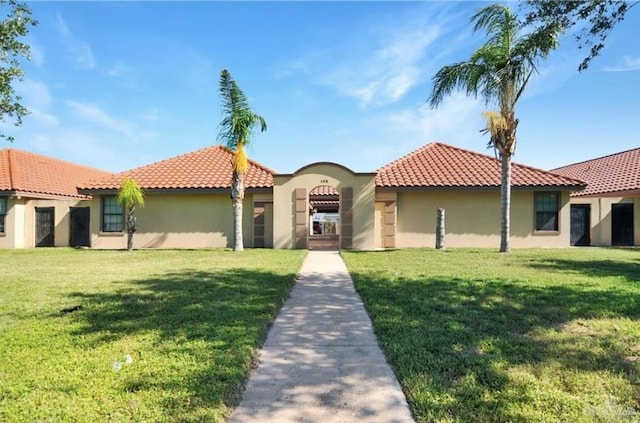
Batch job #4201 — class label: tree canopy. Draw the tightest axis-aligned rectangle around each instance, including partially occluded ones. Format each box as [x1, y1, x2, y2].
[0, 0, 37, 141]
[524, 0, 638, 71]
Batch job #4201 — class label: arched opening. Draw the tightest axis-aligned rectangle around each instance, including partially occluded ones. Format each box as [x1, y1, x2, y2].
[308, 185, 339, 250]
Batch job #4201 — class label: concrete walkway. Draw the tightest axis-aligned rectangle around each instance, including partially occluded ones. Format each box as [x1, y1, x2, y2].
[228, 250, 415, 423]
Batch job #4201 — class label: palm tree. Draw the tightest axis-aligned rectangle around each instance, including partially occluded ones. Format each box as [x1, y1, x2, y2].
[116, 177, 145, 251]
[217, 69, 267, 252]
[428, 4, 561, 252]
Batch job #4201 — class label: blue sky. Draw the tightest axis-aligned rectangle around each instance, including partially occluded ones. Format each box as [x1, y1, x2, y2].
[6, 1, 640, 174]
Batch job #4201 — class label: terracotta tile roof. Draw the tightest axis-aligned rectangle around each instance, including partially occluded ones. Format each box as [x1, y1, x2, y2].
[310, 185, 338, 196]
[552, 147, 640, 197]
[80, 145, 274, 190]
[0, 148, 112, 199]
[375, 142, 586, 189]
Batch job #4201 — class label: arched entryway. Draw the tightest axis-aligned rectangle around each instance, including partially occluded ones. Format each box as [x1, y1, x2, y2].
[272, 162, 375, 250]
[309, 185, 339, 250]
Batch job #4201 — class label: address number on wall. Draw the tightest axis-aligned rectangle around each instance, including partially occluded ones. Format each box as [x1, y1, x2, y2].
[320, 179, 329, 184]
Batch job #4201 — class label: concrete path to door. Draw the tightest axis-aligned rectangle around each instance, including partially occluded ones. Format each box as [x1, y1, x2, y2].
[228, 250, 415, 423]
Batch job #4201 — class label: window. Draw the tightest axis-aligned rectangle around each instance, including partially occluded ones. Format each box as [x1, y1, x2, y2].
[535, 192, 559, 231]
[0, 197, 6, 233]
[102, 195, 123, 232]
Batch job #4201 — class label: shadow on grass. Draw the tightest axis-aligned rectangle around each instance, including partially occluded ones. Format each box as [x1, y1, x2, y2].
[350, 271, 640, 422]
[67, 268, 297, 422]
[525, 256, 640, 283]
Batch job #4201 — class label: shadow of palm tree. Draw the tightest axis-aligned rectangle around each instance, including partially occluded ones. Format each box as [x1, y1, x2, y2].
[67, 268, 296, 422]
[525, 256, 640, 282]
[350, 271, 640, 422]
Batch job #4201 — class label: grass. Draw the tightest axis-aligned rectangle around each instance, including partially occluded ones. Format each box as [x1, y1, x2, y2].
[0, 248, 306, 422]
[342, 248, 640, 423]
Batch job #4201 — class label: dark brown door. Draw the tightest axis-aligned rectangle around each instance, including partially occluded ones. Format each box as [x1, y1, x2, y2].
[70, 207, 90, 247]
[612, 203, 634, 246]
[570, 205, 590, 246]
[35, 207, 55, 247]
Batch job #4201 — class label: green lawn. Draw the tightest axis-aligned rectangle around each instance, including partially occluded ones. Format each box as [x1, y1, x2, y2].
[342, 248, 640, 423]
[0, 248, 306, 422]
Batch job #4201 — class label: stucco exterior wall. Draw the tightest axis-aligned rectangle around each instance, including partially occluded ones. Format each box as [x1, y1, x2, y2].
[569, 196, 639, 246]
[0, 197, 87, 248]
[273, 163, 376, 250]
[395, 190, 572, 248]
[0, 197, 23, 248]
[89, 193, 259, 249]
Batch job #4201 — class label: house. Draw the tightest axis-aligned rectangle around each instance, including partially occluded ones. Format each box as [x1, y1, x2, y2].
[0, 148, 112, 248]
[372, 143, 585, 248]
[77, 145, 274, 249]
[552, 147, 640, 246]
[77, 142, 585, 250]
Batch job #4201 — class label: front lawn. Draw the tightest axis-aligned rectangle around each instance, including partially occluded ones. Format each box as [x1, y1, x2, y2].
[342, 248, 640, 423]
[0, 248, 306, 422]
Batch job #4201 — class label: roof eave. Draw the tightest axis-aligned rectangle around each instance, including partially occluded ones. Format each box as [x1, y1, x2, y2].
[78, 186, 274, 196]
[375, 184, 586, 192]
[571, 188, 640, 198]
[0, 190, 91, 200]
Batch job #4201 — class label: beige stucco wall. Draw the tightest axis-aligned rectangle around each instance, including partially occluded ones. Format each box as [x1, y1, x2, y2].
[89, 193, 259, 249]
[569, 195, 639, 246]
[0, 197, 87, 248]
[273, 163, 376, 250]
[0, 197, 23, 248]
[395, 190, 572, 248]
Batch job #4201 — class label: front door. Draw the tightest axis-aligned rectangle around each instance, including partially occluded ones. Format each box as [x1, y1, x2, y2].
[70, 207, 90, 247]
[570, 204, 590, 246]
[612, 203, 634, 246]
[35, 207, 55, 247]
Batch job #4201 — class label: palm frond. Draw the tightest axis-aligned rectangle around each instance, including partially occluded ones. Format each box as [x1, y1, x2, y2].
[233, 143, 249, 174]
[429, 61, 483, 107]
[116, 177, 145, 209]
[482, 110, 507, 136]
[217, 69, 267, 153]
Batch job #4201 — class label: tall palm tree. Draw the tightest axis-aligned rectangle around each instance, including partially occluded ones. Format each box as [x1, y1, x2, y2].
[116, 177, 145, 251]
[217, 69, 267, 252]
[428, 4, 560, 252]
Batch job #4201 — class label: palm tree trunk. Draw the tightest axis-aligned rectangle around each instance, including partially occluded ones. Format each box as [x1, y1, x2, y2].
[126, 206, 136, 251]
[231, 170, 244, 252]
[500, 154, 512, 253]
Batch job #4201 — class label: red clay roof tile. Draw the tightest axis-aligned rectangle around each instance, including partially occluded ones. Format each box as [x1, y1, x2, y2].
[80, 145, 275, 190]
[552, 147, 640, 197]
[310, 185, 338, 196]
[0, 148, 112, 199]
[375, 142, 586, 189]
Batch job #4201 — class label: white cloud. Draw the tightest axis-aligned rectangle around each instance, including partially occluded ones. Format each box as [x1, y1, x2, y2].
[28, 109, 59, 128]
[56, 13, 96, 70]
[279, 4, 471, 109]
[323, 25, 442, 108]
[29, 41, 45, 67]
[298, 93, 487, 172]
[603, 56, 640, 72]
[107, 61, 131, 77]
[65, 100, 135, 139]
[35, 130, 120, 171]
[385, 93, 485, 146]
[18, 79, 53, 108]
[17, 79, 58, 128]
